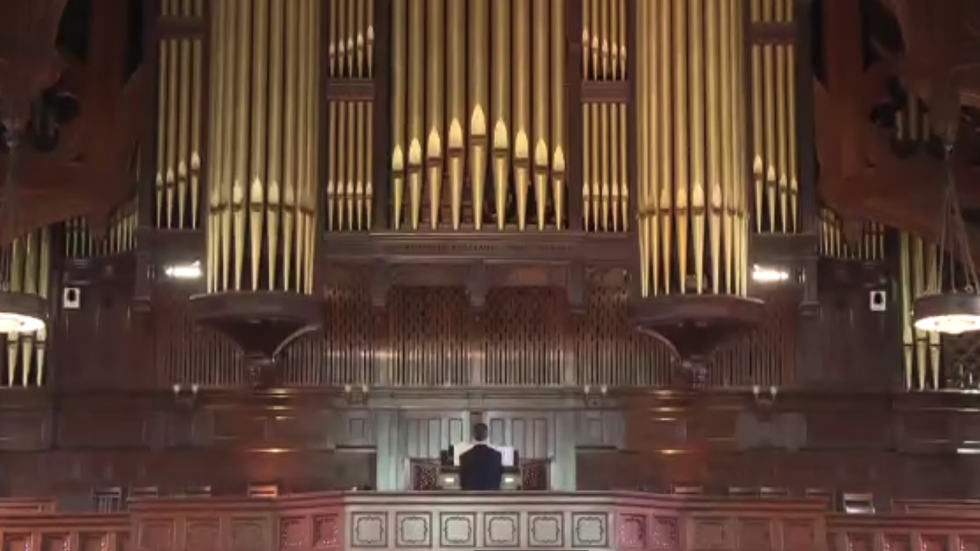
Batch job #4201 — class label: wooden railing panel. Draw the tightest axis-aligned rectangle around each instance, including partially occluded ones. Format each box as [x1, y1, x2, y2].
[0, 514, 128, 551]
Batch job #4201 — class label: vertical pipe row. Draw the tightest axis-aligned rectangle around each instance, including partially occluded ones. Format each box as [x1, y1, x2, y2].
[582, 102, 629, 232]
[389, 0, 568, 231]
[750, 0, 797, 234]
[637, 0, 749, 297]
[63, 203, 139, 259]
[817, 207, 886, 260]
[155, 0, 205, 230]
[582, 0, 628, 81]
[328, 0, 376, 78]
[900, 232, 942, 390]
[326, 101, 375, 231]
[205, 0, 321, 294]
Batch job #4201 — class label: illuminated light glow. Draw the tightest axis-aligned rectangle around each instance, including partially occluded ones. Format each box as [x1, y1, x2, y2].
[913, 293, 980, 335]
[165, 261, 202, 279]
[0, 312, 45, 334]
[751, 265, 789, 283]
[913, 314, 980, 335]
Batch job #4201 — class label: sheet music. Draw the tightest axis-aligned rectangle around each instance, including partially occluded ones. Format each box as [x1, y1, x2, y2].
[453, 442, 514, 467]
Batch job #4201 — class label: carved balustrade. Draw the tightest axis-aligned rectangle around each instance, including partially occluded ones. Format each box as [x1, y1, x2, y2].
[128, 492, 828, 551]
[0, 492, 976, 551]
[0, 513, 128, 551]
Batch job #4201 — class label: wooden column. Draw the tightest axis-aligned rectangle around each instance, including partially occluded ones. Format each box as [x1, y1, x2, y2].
[794, 0, 822, 384]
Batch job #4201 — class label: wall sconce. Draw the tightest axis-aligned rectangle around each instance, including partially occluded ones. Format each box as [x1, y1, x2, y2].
[343, 384, 369, 405]
[173, 383, 200, 408]
[752, 385, 778, 408]
[583, 384, 608, 408]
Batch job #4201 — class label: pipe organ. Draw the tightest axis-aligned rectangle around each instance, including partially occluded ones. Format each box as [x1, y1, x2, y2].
[635, 0, 749, 297]
[204, 0, 321, 294]
[326, 0, 375, 232]
[817, 207, 886, 261]
[900, 232, 941, 390]
[64, 201, 138, 260]
[389, 0, 568, 231]
[582, 102, 629, 232]
[750, 0, 799, 235]
[0, 229, 51, 387]
[155, 0, 206, 231]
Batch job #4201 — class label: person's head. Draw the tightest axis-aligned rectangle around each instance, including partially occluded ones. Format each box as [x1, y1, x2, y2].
[473, 423, 489, 442]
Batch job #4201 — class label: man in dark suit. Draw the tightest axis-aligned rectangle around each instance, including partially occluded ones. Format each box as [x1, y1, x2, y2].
[459, 423, 503, 491]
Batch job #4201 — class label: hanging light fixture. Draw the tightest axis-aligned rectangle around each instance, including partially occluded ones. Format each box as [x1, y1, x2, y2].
[912, 134, 980, 335]
[0, 110, 47, 334]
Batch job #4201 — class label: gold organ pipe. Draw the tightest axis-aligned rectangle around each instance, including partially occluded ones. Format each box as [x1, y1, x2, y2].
[356, 0, 365, 76]
[551, 0, 566, 229]
[775, 0, 788, 232]
[582, 0, 590, 78]
[307, 0, 320, 292]
[336, 104, 347, 230]
[673, 0, 689, 293]
[426, 0, 445, 229]
[492, 0, 511, 229]
[721, 0, 735, 292]
[337, 0, 346, 77]
[532, 0, 549, 230]
[599, 0, 609, 79]
[268, 0, 284, 288]
[366, 104, 374, 228]
[190, 0, 203, 228]
[391, 0, 406, 229]
[282, 0, 299, 290]
[590, 103, 600, 228]
[690, 0, 706, 293]
[165, 0, 179, 229]
[590, 0, 600, 79]
[329, 0, 338, 76]
[610, 0, 619, 79]
[912, 237, 927, 389]
[762, 0, 777, 235]
[600, 103, 610, 230]
[469, 0, 489, 229]
[36, 227, 49, 386]
[618, 0, 627, 78]
[736, 0, 749, 292]
[447, 0, 465, 229]
[408, 0, 424, 229]
[367, 0, 375, 76]
[620, 103, 628, 230]
[356, 102, 366, 230]
[232, 0, 251, 291]
[750, 0, 763, 234]
[250, 0, 270, 290]
[219, 0, 236, 290]
[637, 0, 649, 295]
[347, 102, 357, 228]
[579, 108, 588, 229]
[156, 1, 170, 227]
[658, 0, 672, 294]
[306, 0, 319, 291]
[610, 102, 619, 231]
[787, 0, 798, 232]
[177, 0, 192, 230]
[514, 0, 531, 230]
[706, 0, 722, 293]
